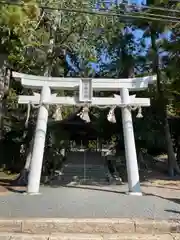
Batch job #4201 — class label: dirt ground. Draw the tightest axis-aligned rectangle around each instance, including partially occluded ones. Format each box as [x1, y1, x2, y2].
[0, 172, 25, 196]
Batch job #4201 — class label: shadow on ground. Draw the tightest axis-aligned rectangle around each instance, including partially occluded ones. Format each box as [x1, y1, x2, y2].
[51, 184, 127, 195]
[0, 178, 26, 194]
[143, 191, 180, 216]
[165, 209, 180, 214]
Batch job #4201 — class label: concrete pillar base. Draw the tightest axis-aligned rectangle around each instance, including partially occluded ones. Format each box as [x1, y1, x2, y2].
[127, 192, 143, 196]
[23, 192, 42, 196]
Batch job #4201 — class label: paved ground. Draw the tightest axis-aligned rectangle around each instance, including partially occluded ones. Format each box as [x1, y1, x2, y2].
[0, 184, 179, 219]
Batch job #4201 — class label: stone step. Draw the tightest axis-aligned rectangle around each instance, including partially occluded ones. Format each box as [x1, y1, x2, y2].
[62, 165, 108, 173]
[59, 164, 110, 184]
[61, 171, 108, 177]
[0, 232, 179, 240]
[59, 172, 107, 177]
[0, 218, 179, 234]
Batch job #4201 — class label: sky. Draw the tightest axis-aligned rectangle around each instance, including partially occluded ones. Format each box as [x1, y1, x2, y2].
[85, 0, 171, 71]
[96, 0, 149, 67]
[129, 0, 171, 47]
[104, 0, 171, 55]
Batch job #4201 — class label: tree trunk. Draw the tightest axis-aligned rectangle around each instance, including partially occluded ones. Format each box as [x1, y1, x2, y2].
[13, 139, 33, 186]
[150, 28, 180, 175]
[176, 137, 180, 167]
[0, 54, 9, 140]
[164, 117, 177, 176]
[24, 141, 33, 170]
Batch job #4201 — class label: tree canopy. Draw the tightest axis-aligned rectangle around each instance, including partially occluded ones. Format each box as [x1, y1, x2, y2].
[0, 0, 180, 177]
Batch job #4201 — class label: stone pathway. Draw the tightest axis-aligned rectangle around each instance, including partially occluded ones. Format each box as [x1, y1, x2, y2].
[0, 183, 179, 219]
[0, 233, 179, 240]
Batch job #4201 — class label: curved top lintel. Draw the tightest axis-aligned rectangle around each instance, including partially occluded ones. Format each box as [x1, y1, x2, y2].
[12, 71, 156, 91]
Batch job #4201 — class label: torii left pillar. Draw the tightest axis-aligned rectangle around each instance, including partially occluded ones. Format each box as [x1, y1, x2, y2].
[27, 85, 51, 194]
[120, 88, 141, 195]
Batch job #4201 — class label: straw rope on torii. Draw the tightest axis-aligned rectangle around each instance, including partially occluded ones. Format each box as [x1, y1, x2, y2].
[26, 103, 144, 128]
[25, 98, 143, 128]
[12, 71, 156, 195]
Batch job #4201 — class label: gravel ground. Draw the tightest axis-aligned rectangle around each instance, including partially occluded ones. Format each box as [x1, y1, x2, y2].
[0, 184, 179, 219]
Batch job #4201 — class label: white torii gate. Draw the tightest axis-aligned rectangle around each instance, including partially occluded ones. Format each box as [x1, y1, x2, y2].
[12, 72, 156, 195]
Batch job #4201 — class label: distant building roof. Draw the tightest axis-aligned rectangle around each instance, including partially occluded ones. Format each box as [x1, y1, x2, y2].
[48, 108, 99, 140]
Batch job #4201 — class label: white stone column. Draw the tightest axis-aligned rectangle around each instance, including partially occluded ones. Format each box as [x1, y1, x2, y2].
[120, 88, 142, 195]
[27, 85, 51, 194]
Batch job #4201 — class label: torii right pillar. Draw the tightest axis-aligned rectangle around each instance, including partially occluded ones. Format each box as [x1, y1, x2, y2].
[120, 88, 142, 195]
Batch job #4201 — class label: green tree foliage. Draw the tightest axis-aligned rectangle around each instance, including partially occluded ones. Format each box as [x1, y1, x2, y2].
[0, 0, 180, 177]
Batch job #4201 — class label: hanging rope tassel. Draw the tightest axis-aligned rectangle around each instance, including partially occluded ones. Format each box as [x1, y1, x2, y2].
[77, 106, 90, 123]
[107, 107, 116, 123]
[25, 102, 31, 128]
[52, 105, 62, 121]
[25, 100, 42, 128]
[136, 106, 143, 118]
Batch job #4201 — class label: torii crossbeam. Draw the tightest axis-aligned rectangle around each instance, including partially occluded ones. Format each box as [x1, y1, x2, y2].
[13, 72, 156, 195]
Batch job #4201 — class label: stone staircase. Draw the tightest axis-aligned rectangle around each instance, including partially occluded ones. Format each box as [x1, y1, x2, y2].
[0, 218, 179, 239]
[57, 151, 110, 185]
[60, 164, 109, 185]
